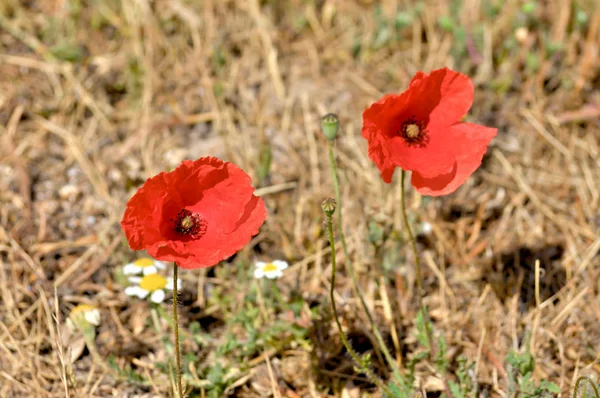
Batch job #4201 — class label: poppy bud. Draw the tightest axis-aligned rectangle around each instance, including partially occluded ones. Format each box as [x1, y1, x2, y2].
[321, 197, 336, 216]
[321, 113, 340, 141]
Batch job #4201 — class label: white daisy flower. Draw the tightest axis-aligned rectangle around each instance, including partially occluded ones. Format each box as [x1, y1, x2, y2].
[254, 260, 288, 279]
[123, 257, 167, 276]
[70, 304, 101, 326]
[125, 273, 181, 304]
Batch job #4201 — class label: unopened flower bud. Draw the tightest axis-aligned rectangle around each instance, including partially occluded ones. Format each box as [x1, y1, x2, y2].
[321, 197, 336, 216]
[321, 113, 340, 141]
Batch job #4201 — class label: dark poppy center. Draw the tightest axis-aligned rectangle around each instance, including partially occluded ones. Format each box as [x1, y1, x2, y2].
[172, 209, 207, 239]
[399, 117, 429, 147]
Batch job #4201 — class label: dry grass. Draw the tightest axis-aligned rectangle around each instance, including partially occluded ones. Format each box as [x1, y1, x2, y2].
[1, 0, 599, 397]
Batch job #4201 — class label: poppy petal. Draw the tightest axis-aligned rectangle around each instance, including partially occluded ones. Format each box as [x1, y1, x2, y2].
[411, 122, 497, 196]
[121, 172, 177, 249]
[361, 117, 398, 183]
[409, 68, 474, 127]
[387, 135, 456, 178]
[188, 162, 257, 234]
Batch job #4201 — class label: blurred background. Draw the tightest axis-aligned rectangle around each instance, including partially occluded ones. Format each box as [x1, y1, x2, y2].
[1, 0, 599, 397]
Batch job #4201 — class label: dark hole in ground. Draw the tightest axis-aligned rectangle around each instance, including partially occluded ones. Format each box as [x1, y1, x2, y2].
[252, 241, 264, 255]
[484, 244, 566, 312]
[416, 232, 434, 250]
[444, 204, 474, 222]
[104, 80, 127, 106]
[98, 334, 152, 360]
[478, 383, 494, 397]
[40, 250, 83, 280]
[480, 207, 503, 231]
[39, 343, 52, 356]
[196, 314, 226, 333]
[441, 203, 503, 232]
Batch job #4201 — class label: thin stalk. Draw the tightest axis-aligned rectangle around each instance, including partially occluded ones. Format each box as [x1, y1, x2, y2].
[327, 141, 403, 382]
[324, 210, 394, 396]
[400, 170, 433, 353]
[574, 376, 600, 398]
[173, 264, 184, 398]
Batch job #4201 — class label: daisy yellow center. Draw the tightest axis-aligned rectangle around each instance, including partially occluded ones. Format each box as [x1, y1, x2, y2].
[140, 274, 167, 291]
[133, 258, 155, 267]
[72, 304, 95, 314]
[405, 123, 420, 138]
[262, 263, 278, 272]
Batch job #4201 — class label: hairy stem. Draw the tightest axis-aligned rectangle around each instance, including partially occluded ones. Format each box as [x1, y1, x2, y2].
[400, 170, 433, 353]
[574, 376, 600, 398]
[327, 141, 403, 383]
[324, 210, 394, 396]
[173, 264, 184, 398]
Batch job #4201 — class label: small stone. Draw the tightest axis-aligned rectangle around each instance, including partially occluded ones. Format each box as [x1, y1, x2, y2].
[515, 27, 529, 44]
[59, 184, 80, 199]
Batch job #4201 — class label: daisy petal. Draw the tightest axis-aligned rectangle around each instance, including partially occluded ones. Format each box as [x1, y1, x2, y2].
[123, 264, 140, 275]
[85, 309, 101, 326]
[254, 268, 265, 279]
[150, 289, 165, 303]
[128, 276, 142, 284]
[265, 270, 283, 279]
[142, 265, 158, 275]
[125, 286, 150, 299]
[273, 260, 288, 270]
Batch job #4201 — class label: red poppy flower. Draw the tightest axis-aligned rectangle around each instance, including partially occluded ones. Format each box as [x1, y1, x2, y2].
[361, 67, 497, 196]
[121, 157, 267, 269]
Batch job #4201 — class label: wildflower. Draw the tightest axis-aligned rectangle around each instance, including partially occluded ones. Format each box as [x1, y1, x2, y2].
[254, 260, 288, 279]
[361, 67, 497, 196]
[69, 304, 101, 327]
[125, 273, 181, 303]
[123, 257, 166, 276]
[121, 157, 267, 269]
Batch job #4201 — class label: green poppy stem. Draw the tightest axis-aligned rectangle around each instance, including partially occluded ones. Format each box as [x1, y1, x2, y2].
[323, 201, 393, 396]
[327, 140, 403, 384]
[400, 170, 433, 353]
[172, 264, 184, 398]
[574, 376, 600, 398]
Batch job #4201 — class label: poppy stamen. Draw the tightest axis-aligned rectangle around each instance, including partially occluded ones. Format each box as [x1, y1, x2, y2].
[173, 209, 207, 239]
[399, 117, 429, 147]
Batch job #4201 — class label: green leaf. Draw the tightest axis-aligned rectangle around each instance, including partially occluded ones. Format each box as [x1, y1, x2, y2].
[449, 380, 466, 398]
[438, 16, 455, 32]
[395, 12, 414, 30]
[415, 309, 430, 349]
[50, 43, 85, 62]
[538, 380, 560, 393]
[435, 333, 450, 373]
[521, 2, 536, 15]
[367, 221, 384, 244]
[206, 363, 224, 385]
[507, 350, 535, 376]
